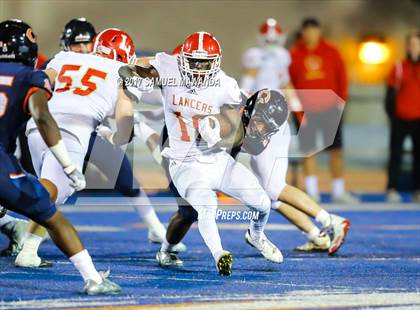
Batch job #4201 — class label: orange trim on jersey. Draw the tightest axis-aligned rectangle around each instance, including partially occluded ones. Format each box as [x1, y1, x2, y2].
[0, 92, 8, 118]
[9, 173, 26, 179]
[22, 86, 52, 114]
[0, 75, 15, 86]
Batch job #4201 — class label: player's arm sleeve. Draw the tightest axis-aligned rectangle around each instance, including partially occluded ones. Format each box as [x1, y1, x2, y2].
[242, 48, 261, 69]
[288, 49, 298, 85]
[280, 51, 292, 87]
[240, 49, 260, 90]
[223, 77, 243, 107]
[335, 49, 348, 103]
[23, 70, 53, 114]
[149, 52, 169, 78]
[45, 52, 64, 73]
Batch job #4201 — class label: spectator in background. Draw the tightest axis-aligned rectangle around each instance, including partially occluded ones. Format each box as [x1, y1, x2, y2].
[385, 31, 420, 203]
[289, 17, 357, 204]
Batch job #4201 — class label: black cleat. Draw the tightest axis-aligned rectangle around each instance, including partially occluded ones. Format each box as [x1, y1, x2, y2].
[217, 251, 233, 276]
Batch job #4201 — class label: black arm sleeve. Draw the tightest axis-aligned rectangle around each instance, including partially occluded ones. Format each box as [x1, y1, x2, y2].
[385, 86, 396, 119]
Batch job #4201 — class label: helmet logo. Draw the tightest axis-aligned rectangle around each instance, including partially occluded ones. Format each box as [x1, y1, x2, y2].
[0, 42, 8, 53]
[258, 89, 271, 103]
[119, 34, 132, 58]
[26, 28, 36, 43]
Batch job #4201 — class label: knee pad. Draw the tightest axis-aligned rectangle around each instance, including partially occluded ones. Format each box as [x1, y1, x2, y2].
[266, 181, 287, 202]
[261, 194, 272, 213]
[271, 200, 282, 210]
[251, 193, 271, 214]
[184, 188, 218, 220]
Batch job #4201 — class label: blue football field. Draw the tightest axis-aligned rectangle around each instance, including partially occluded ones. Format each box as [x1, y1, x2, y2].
[0, 194, 419, 309]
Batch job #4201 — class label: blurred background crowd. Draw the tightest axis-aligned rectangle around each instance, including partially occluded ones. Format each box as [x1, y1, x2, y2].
[1, 0, 419, 202]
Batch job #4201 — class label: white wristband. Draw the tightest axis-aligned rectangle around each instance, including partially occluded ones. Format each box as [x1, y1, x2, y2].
[49, 140, 73, 170]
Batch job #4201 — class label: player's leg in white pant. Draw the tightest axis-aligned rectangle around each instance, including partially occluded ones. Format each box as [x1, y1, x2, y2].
[251, 126, 349, 253]
[168, 155, 232, 275]
[16, 131, 85, 267]
[219, 155, 282, 264]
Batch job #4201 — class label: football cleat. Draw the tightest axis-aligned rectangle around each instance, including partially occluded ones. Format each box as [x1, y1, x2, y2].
[15, 252, 53, 268]
[323, 215, 351, 255]
[245, 230, 283, 263]
[295, 233, 331, 252]
[148, 230, 187, 253]
[83, 271, 122, 295]
[0, 219, 28, 257]
[156, 250, 183, 267]
[216, 251, 233, 276]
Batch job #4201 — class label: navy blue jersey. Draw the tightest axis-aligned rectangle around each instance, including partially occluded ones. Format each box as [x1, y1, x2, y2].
[38, 58, 51, 70]
[0, 62, 52, 153]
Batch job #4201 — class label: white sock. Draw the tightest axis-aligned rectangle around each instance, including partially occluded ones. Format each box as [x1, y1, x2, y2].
[69, 249, 102, 284]
[20, 233, 43, 256]
[249, 209, 270, 241]
[305, 175, 319, 198]
[315, 209, 331, 227]
[332, 178, 345, 198]
[131, 191, 166, 237]
[0, 214, 16, 227]
[306, 226, 321, 242]
[197, 215, 223, 262]
[160, 239, 175, 252]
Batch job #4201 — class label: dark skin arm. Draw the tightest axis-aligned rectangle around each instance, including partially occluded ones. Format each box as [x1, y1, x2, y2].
[119, 64, 160, 80]
[217, 105, 245, 148]
[28, 89, 62, 147]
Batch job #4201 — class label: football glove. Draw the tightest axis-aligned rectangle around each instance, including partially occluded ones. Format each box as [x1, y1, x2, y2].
[198, 116, 222, 148]
[63, 165, 86, 191]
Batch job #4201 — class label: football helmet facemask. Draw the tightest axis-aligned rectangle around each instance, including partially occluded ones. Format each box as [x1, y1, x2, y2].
[179, 32, 221, 86]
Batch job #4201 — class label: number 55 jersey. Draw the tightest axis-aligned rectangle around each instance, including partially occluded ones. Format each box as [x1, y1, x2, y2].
[26, 51, 123, 151]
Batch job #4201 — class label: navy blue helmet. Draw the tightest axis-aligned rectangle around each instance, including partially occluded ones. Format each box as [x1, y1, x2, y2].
[0, 19, 38, 67]
[246, 89, 289, 140]
[60, 18, 96, 50]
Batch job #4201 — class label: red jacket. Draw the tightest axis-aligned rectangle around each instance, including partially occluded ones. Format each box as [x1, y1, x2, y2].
[289, 39, 348, 112]
[388, 59, 420, 121]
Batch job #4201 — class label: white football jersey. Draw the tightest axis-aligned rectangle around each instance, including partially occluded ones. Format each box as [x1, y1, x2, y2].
[150, 52, 242, 160]
[27, 51, 123, 149]
[241, 46, 291, 92]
